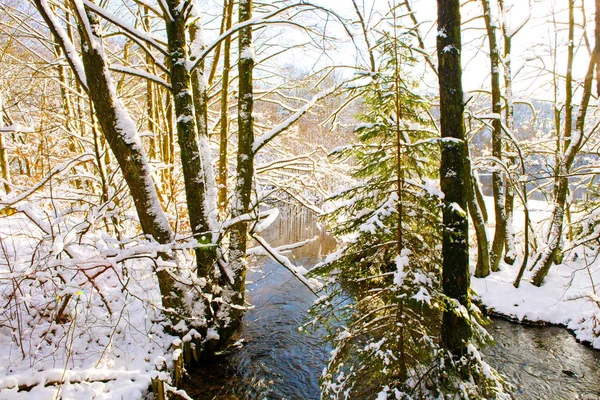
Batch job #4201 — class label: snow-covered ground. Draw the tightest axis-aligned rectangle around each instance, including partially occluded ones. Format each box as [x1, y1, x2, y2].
[0, 202, 178, 399]
[471, 198, 600, 349]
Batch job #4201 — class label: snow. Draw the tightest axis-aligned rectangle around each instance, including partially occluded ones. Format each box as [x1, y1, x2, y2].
[471, 197, 600, 349]
[442, 45, 458, 54]
[252, 86, 337, 153]
[412, 287, 431, 305]
[240, 45, 255, 60]
[393, 250, 410, 287]
[0, 205, 180, 399]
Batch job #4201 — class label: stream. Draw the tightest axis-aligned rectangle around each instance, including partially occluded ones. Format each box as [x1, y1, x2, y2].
[185, 208, 600, 399]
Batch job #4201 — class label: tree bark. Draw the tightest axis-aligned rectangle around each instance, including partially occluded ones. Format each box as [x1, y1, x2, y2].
[0, 91, 11, 194]
[227, 0, 255, 332]
[437, 0, 472, 357]
[53, 1, 188, 318]
[531, 0, 597, 286]
[499, 0, 517, 264]
[468, 152, 490, 278]
[165, 0, 218, 278]
[533, 40, 597, 286]
[218, 0, 234, 214]
[482, 0, 507, 272]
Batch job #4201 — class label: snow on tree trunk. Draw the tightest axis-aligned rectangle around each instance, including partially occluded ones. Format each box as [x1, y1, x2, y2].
[467, 149, 490, 278]
[0, 90, 11, 194]
[165, 0, 230, 352]
[227, 0, 255, 335]
[68, 3, 188, 319]
[482, 0, 508, 273]
[437, 0, 472, 357]
[500, 1, 517, 264]
[218, 0, 234, 214]
[532, 5, 598, 285]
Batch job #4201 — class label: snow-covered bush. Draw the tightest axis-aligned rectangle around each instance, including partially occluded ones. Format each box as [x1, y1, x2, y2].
[0, 193, 199, 398]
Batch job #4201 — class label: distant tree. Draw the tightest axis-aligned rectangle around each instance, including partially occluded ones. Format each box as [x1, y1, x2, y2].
[481, 0, 510, 272]
[532, 0, 599, 286]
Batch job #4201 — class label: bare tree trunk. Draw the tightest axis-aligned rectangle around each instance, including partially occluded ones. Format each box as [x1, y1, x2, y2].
[468, 152, 490, 278]
[218, 0, 234, 214]
[482, 0, 507, 272]
[437, 0, 471, 357]
[0, 91, 11, 194]
[532, 0, 600, 286]
[228, 0, 255, 333]
[500, 0, 517, 264]
[143, 6, 158, 160]
[35, 0, 189, 319]
[208, 0, 230, 86]
[187, 3, 220, 280]
[165, 0, 214, 256]
[391, 7, 407, 378]
[533, 5, 598, 285]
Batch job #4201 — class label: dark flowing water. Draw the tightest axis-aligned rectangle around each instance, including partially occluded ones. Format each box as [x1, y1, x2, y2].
[186, 208, 600, 399]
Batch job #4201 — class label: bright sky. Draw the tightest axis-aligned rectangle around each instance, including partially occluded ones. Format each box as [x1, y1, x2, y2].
[197, 0, 596, 103]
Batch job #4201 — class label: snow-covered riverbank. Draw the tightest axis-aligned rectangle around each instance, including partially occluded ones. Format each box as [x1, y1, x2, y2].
[472, 198, 600, 349]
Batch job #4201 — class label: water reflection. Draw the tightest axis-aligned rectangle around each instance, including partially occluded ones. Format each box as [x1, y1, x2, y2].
[185, 206, 336, 399]
[485, 318, 600, 400]
[185, 207, 599, 400]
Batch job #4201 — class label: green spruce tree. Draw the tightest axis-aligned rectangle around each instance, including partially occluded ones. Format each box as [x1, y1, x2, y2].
[310, 5, 509, 398]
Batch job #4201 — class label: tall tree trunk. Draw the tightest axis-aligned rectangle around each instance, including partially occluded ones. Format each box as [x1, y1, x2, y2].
[391, 7, 407, 380]
[143, 6, 158, 160]
[165, 0, 227, 350]
[437, 0, 471, 357]
[218, 0, 234, 214]
[533, 0, 598, 285]
[500, 0, 517, 264]
[228, 0, 255, 333]
[467, 151, 490, 278]
[189, 4, 219, 251]
[482, 0, 507, 272]
[0, 91, 11, 194]
[165, 0, 216, 265]
[208, 0, 230, 86]
[51, 2, 189, 319]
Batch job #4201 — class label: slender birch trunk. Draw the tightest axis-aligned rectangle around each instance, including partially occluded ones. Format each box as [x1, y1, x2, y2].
[501, 11, 516, 264]
[482, 0, 508, 272]
[218, 0, 234, 213]
[0, 90, 11, 194]
[533, 0, 598, 285]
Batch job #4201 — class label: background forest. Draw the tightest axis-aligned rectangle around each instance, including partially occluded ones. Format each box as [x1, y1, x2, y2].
[0, 0, 599, 398]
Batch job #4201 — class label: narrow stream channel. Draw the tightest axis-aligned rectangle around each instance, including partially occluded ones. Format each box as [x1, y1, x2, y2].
[185, 208, 600, 399]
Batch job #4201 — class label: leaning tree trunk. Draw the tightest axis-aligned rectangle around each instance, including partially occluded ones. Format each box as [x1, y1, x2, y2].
[437, 0, 472, 357]
[531, 0, 598, 286]
[227, 0, 255, 334]
[532, 7, 598, 285]
[55, 2, 188, 319]
[482, 0, 508, 272]
[500, 0, 517, 264]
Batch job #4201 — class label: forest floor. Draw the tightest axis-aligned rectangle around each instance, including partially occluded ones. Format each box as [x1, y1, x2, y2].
[0, 204, 177, 399]
[0, 196, 598, 399]
[472, 198, 600, 349]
